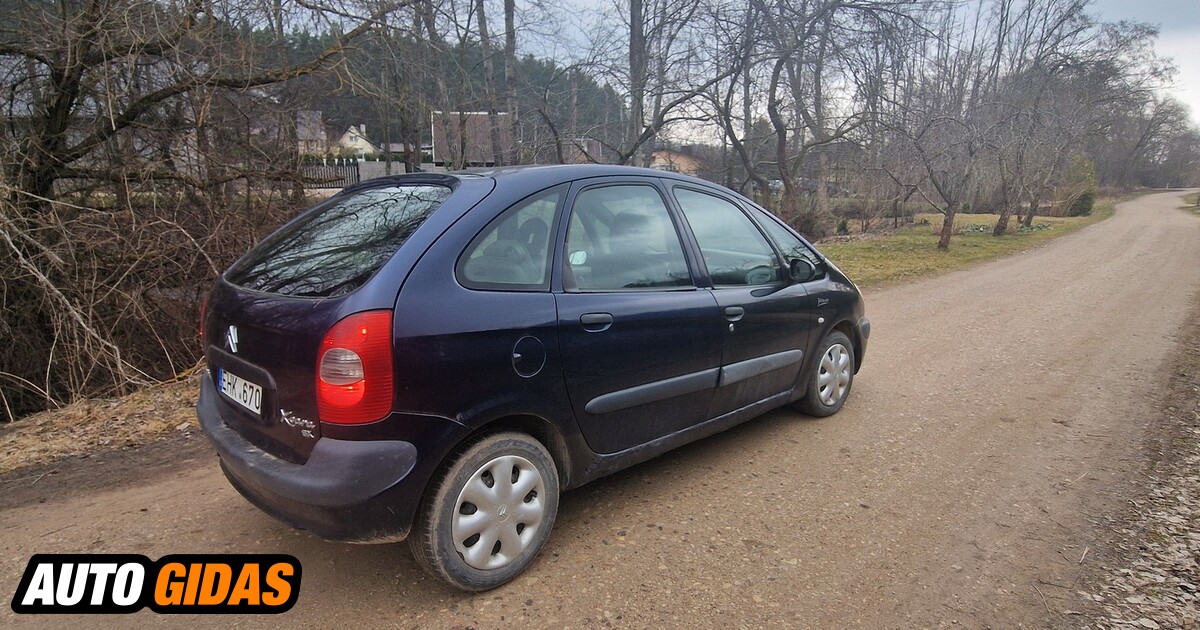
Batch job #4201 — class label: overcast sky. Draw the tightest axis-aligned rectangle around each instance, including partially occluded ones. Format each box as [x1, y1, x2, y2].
[1090, 0, 1200, 126]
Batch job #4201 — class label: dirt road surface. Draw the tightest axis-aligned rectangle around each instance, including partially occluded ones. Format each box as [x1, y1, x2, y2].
[3, 191, 1198, 629]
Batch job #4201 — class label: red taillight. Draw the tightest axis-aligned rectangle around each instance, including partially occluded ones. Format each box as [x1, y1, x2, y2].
[316, 310, 393, 424]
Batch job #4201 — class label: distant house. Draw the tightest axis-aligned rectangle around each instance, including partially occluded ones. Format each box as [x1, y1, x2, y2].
[650, 148, 708, 176]
[431, 111, 514, 167]
[335, 124, 382, 157]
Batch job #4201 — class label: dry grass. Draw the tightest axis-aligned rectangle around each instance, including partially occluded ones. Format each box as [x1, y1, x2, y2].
[820, 200, 1115, 287]
[0, 374, 199, 475]
[912, 210, 1096, 229]
[1183, 193, 1199, 215]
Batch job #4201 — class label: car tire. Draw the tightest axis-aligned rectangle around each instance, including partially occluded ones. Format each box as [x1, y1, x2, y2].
[793, 331, 855, 417]
[409, 432, 559, 591]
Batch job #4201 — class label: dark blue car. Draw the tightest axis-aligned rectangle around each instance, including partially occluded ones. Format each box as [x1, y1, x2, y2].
[198, 165, 870, 590]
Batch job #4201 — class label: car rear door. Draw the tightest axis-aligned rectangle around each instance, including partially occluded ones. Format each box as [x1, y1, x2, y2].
[668, 184, 812, 418]
[555, 179, 723, 455]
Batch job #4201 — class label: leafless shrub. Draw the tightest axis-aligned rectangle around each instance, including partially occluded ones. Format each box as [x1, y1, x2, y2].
[0, 179, 305, 421]
[0, 0, 406, 420]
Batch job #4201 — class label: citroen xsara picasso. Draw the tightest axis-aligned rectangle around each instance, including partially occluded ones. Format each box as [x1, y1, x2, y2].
[198, 165, 870, 591]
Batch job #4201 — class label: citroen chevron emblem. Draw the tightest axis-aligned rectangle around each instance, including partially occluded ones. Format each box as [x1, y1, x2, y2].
[226, 325, 239, 353]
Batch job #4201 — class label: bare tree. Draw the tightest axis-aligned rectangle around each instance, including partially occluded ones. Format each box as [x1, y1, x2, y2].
[503, 0, 521, 163]
[475, 0, 505, 164]
[0, 0, 407, 418]
[3, 0, 1198, 421]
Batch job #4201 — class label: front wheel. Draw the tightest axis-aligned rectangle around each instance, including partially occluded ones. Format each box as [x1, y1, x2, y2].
[408, 432, 559, 591]
[793, 331, 855, 417]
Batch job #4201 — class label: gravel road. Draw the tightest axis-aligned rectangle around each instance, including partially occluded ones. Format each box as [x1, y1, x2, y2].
[2, 190, 1198, 629]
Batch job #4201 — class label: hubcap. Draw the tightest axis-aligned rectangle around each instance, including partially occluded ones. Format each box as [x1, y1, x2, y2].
[452, 455, 546, 570]
[817, 343, 852, 406]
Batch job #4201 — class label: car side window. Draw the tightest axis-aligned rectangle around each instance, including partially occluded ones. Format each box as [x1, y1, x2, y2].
[754, 209, 826, 278]
[565, 185, 693, 291]
[673, 188, 782, 286]
[458, 185, 565, 291]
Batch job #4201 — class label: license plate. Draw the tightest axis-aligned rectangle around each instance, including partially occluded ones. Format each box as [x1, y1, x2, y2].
[217, 368, 263, 416]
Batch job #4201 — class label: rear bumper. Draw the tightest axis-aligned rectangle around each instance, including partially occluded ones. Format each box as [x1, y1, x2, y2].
[198, 375, 423, 543]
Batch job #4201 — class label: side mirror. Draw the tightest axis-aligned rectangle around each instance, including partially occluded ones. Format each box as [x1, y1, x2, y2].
[789, 258, 817, 283]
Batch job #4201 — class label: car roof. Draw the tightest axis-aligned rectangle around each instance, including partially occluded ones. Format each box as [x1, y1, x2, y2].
[347, 164, 719, 194]
[471, 164, 720, 188]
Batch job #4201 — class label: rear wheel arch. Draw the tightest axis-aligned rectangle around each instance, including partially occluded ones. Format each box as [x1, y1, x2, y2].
[484, 415, 572, 487]
[429, 414, 573, 491]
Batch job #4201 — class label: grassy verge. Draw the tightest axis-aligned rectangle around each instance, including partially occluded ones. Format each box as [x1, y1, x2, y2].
[820, 199, 1116, 287]
[1183, 193, 1199, 215]
[0, 375, 200, 475]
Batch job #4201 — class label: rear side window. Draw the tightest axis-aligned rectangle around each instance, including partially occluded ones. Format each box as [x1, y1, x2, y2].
[458, 185, 566, 291]
[228, 184, 452, 297]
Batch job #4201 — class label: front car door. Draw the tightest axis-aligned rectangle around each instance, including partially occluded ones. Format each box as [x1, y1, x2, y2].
[752, 206, 847, 358]
[555, 180, 723, 455]
[669, 185, 813, 418]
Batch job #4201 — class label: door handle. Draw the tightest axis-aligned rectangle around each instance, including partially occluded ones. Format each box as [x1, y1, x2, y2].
[724, 306, 745, 322]
[580, 312, 613, 332]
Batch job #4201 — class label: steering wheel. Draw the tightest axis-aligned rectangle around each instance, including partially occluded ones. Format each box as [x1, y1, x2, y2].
[744, 265, 778, 285]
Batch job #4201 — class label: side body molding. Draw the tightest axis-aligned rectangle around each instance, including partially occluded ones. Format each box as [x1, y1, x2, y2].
[718, 349, 804, 387]
[583, 369, 721, 415]
[582, 348, 803, 417]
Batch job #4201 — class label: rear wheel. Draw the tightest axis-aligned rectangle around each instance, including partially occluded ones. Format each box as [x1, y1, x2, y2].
[409, 432, 559, 591]
[793, 331, 855, 417]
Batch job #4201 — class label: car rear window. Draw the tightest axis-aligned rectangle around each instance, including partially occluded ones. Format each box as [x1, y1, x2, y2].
[228, 184, 453, 297]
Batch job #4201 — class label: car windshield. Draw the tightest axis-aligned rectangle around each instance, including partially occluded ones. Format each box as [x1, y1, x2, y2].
[228, 184, 453, 297]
